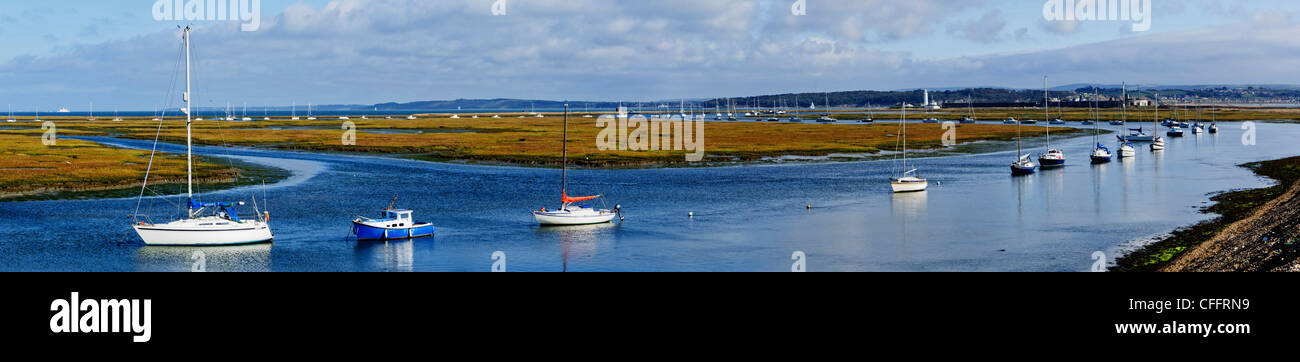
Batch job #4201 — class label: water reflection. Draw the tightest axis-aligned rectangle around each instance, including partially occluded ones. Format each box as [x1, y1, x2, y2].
[890, 191, 927, 256]
[134, 243, 272, 272]
[354, 238, 428, 272]
[535, 223, 619, 272]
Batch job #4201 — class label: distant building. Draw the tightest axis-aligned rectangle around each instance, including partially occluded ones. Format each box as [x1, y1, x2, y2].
[923, 90, 942, 110]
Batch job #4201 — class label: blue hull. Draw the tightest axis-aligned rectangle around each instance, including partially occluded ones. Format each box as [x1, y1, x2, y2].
[1011, 166, 1037, 175]
[1039, 159, 1066, 167]
[353, 223, 435, 241]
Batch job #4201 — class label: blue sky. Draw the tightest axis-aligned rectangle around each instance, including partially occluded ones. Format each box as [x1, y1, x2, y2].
[2, 0, 1300, 110]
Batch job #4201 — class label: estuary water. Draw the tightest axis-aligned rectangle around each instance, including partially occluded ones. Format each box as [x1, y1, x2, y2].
[1, 122, 1296, 272]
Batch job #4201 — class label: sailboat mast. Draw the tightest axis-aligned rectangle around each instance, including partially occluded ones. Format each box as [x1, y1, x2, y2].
[561, 104, 569, 198]
[183, 26, 194, 216]
[901, 104, 907, 172]
[1043, 76, 1050, 151]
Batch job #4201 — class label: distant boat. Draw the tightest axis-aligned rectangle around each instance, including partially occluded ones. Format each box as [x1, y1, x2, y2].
[291, 102, 300, 120]
[890, 104, 928, 193]
[1011, 115, 1037, 176]
[87, 102, 96, 121]
[1021, 119, 1038, 125]
[351, 197, 435, 241]
[113, 108, 123, 122]
[816, 94, 836, 122]
[241, 103, 252, 121]
[533, 104, 621, 226]
[1109, 120, 1125, 126]
[307, 103, 317, 120]
[1116, 82, 1137, 159]
[1166, 126, 1185, 137]
[57, 108, 70, 113]
[407, 114, 417, 120]
[1089, 89, 1111, 164]
[1038, 76, 1065, 168]
[1003, 117, 1017, 124]
[7, 104, 15, 122]
[34, 106, 42, 122]
[131, 27, 273, 246]
[1208, 107, 1219, 134]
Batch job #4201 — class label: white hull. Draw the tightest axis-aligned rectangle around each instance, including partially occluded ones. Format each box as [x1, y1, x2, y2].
[133, 217, 273, 246]
[534, 210, 617, 226]
[890, 180, 929, 193]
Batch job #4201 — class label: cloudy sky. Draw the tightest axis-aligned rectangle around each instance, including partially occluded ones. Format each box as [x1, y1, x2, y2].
[1, 0, 1299, 110]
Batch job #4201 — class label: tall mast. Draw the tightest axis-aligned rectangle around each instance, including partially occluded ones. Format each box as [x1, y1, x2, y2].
[901, 103, 908, 172]
[183, 26, 194, 217]
[1121, 82, 1127, 132]
[561, 104, 569, 200]
[1043, 75, 1050, 151]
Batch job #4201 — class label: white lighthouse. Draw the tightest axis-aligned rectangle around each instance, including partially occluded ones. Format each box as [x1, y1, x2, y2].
[924, 90, 942, 110]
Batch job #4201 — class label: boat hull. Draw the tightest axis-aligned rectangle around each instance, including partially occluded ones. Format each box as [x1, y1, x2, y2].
[1039, 158, 1066, 167]
[534, 211, 617, 226]
[890, 180, 929, 193]
[1090, 155, 1111, 164]
[352, 222, 435, 241]
[133, 222, 274, 246]
[1011, 165, 1037, 175]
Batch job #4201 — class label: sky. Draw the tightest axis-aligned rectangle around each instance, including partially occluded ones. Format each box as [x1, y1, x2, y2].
[1, 0, 1300, 110]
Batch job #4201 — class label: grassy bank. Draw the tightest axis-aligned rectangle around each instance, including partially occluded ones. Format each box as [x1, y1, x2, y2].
[1112, 155, 1300, 272]
[2, 117, 1087, 168]
[0, 134, 285, 202]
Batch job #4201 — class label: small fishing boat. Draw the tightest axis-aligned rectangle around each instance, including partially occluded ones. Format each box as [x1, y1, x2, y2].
[1049, 118, 1066, 125]
[533, 105, 622, 226]
[1109, 120, 1124, 126]
[1003, 117, 1018, 124]
[921, 117, 940, 124]
[352, 206, 435, 241]
[1021, 119, 1038, 125]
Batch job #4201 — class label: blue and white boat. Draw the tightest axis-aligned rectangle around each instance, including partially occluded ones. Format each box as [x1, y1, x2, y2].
[352, 209, 435, 241]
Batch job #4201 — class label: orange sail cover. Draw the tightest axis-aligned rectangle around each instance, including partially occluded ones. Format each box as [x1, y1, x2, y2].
[562, 190, 598, 204]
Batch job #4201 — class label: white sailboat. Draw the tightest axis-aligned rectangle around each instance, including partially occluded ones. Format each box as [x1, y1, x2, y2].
[6, 104, 14, 122]
[890, 104, 928, 193]
[1038, 76, 1065, 168]
[1089, 88, 1112, 163]
[291, 102, 300, 120]
[1150, 93, 1166, 151]
[87, 102, 96, 121]
[307, 103, 317, 120]
[113, 108, 123, 122]
[533, 104, 621, 226]
[1117, 83, 1137, 158]
[33, 106, 42, 122]
[132, 27, 274, 246]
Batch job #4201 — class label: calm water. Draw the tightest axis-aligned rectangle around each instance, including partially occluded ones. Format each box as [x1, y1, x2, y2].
[1, 122, 1296, 272]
